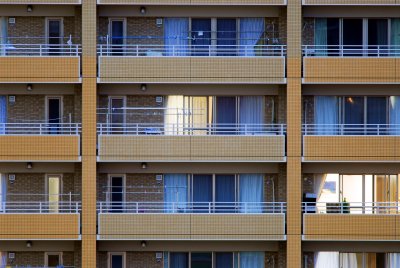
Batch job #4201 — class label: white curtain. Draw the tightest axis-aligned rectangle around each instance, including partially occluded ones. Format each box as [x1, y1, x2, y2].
[239, 174, 264, 213]
[164, 174, 187, 213]
[0, 96, 6, 135]
[314, 252, 339, 268]
[0, 174, 5, 212]
[315, 96, 338, 135]
[389, 96, 400, 135]
[239, 18, 265, 56]
[314, 174, 327, 201]
[239, 96, 264, 134]
[240, 252, 264, 268]
[340, 253, 358, 268]
[388, 253, 400, 268]
[315, 18, 328, 56]
[164, 96, 184, 135]
[164, 18, 189, 56]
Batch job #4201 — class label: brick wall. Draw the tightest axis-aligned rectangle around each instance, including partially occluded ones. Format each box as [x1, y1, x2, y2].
[6, 95, 80, 123]
[7, 251, 75, 267]
[277, 86, 286, 124]
[304, 252, 315, 268]
[7, 16, 80, 44]
[303, 18, 315, 46]
[278, 8, 287, 45]
[6, 173, 78, 202]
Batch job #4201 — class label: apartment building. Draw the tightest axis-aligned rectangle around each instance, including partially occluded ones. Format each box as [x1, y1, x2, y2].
[0, 0, 400, 267]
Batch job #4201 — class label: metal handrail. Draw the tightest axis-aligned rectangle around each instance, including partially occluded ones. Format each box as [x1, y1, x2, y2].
[0, 123, 81, 135]
[0, 44, 81, 56]
[97, 201, 286, 214]
[97, 44, 286, 57]
[302, 124, 400, 135]
[302, 45, 400, 57]
[302, 202, 400, 214]
[0, 201, 81, 213]
[97, 123, 286, 136]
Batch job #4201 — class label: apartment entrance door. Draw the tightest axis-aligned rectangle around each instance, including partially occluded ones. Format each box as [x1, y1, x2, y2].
[45, 253, 62, 267]
[47, 97, 62, 134]
[46, 19, 63, 55]
[109, 19, 125, 55]
[108, 175, 125, 213]
[47, 175, 61, 213]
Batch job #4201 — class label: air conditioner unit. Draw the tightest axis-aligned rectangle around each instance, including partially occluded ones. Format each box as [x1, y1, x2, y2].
[8, 174, 16, 183]
[155, 174, 163, 184]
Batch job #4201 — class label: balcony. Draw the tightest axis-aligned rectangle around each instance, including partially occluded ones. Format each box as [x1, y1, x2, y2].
[97, 123, 286, 162]
[0, 42, 81, 83]
[302, 124, 400, 162]
[97, 201, 286, 240]
[302, 45, 400, 83]
[0, 123, 81, 161]
[0, 197, 81, 240]
[97, 0, 286, 5]
[302, 202, 400, 241]
[302, 0, 397, 5]
[97, 44, 286, 84]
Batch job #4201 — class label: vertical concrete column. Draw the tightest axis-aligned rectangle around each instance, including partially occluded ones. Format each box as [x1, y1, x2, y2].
[81, 0, 97, 266]
[286, 0, 302, 267]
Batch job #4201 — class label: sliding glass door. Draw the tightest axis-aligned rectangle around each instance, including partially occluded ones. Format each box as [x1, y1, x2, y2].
[191, 19, 211, 56]
[342, 19, 363, 56]
[217, 19, 237, 56]
[192, 175, 212, 213]
[368, 19, 388, 56]
[215, 175, 236, 213]
[216, 97, 237, 134]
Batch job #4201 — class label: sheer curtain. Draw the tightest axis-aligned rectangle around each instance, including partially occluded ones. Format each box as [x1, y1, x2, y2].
[388, 253, 400, 268]
[314, 252, 339, 268]
[164, 18, 189, 56]
[391, 19, 400, 56]
[240, 252, 265, 268]
[314, 96, 338, 135]
[239, 96, 264, 135]
[0, 252, 6, 268]
[315, 18, 328, 56]
[340, 253, 358, 268]
[389, 96, 400, 135]
[192, 175, 212, 213]
[165, 96, 184, 135]
[239, 18, 265, 56]
[239, 174, 264, 213]
[0, 174, 6, 212]
[0, 96, 6, 134]
[164, 174, 187, 213]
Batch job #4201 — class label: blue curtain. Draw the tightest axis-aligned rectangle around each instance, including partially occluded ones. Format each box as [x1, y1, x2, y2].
[239, 174, 263, 213]
[314, 96, 338, 135]
[239, 18, 264, 56]
[0, 174, 6, 212]
[0, 96, 6, 134]
[239, 96, 264, 134]
[216, 253, 233, 268]
[216, 175, 236, 213]
[315, 18, 328, 56]
[240, 252, 265, 268]
[192, 175, 212, 213]
[164, 18, 189, 56]
[164, 174, 188, 213]
[170, 253, 189, 268]
[217, 19, 237, 56]
[391, 19, 400, 56]
[390, 96, 400, 135]
[216, 97, 237, 135]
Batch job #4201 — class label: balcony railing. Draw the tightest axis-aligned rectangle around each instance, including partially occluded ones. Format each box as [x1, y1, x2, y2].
[98, 201, 286, 214]
[0, 201, 81, 213]
[98, 44, 286, 57]
[302, 45, 400, 57]
[302, 124, 400, 135]
[303, 202, 400, 214]
[0, 123, 81, 135]
[0, 44, 81, 56]
[97, 123, 286, 136]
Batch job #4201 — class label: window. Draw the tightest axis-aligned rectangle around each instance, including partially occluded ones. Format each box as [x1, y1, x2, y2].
[108, 252, 126, 268]
[314, 252, 396, 268]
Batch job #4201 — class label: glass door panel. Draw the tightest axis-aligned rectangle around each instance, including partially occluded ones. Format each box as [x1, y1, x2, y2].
[110, 20, 124, 55]
[215, 252, 233, 268]
[191, 19, 211, 56]
[368, 19, 388, 56]
[367, 97, 387, 135]
[185, 96, 209, 135]
[191, 253, 212, 268]
[342, 19, 363, 56]
[47, 175, 60, 213]
[216, 97, 237, 135]
[109, 97, 124, 134]
[344, 97, 364, 134]
[341, 175, 363, 214]
[192, 175, 212, 213]
[110, 254, 124, 268]
[47, 97, 61, 134]
[46, 253, 61, 267]
[215, 175, 236, 213]
[217, 19, 237, 56]
[47, 19, 62, 55]
[365, 175, 373, 214]
[170, 253, 189, 268]
[327, 18, 340, 56]
[109, 176, 124, 213]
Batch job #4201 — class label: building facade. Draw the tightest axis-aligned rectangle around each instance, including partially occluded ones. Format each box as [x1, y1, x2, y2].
[0, 0, 399, 267]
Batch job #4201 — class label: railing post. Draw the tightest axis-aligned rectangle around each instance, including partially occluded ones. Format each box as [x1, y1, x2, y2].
[39, 202, 42, 214]
[69, 192, 72, 213]
[76, 202, 79, 213]
[340, 202, 343, 214]
[209, 202, 211, 213]
[136, 202, 139, 214]
[173, 45, 175, 56]
[136, 123, 139, 135]
[136, 45, 139, 57]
